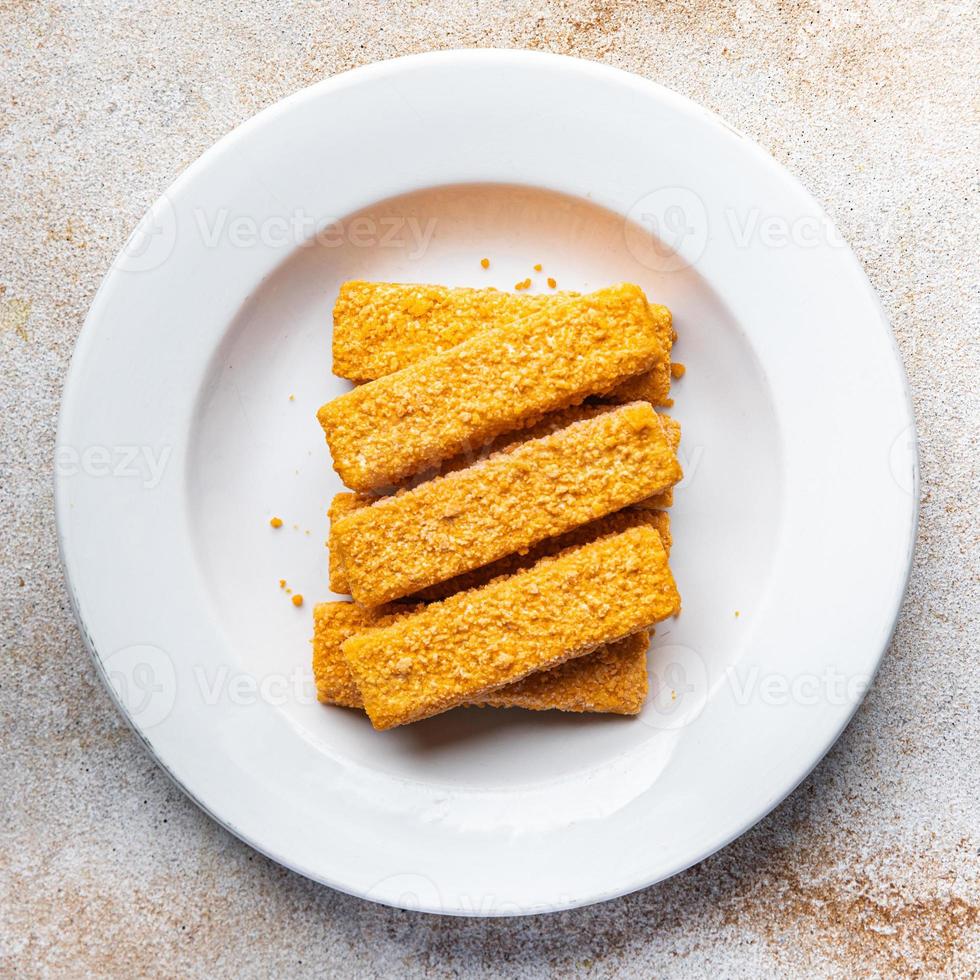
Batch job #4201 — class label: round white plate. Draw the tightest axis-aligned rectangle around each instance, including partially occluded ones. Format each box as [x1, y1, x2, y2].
[55, 50, 917, 915]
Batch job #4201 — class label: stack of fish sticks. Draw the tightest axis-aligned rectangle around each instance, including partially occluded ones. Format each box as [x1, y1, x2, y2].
[312, 281, 684, 730]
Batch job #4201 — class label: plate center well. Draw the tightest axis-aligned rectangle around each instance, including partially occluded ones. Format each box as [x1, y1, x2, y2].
[185, 182, 783, 791]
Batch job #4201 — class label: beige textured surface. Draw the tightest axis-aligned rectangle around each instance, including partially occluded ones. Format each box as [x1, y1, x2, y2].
[1, 1, 977, 975]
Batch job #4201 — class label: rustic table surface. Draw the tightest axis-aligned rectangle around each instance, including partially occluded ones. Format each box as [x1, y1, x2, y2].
[2, 2, 977, 976]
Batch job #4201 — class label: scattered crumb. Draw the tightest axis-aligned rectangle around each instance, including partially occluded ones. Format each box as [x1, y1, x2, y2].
[292, 524, 299, 530]
[279, 579, 286, 589]
[292, 594, 304, 607]
[480, 257, 490, 269]
[304, 530, 311, 536]
[671, 362, 686, 379]
[514, 277, 532, 291]
[289, 394, 295, 401]
[547, 277, 557, 289]
[269, 516, 283, 528]
[533, 263, 543, 272]
[671, 690, 677, 700]
[735, 610, 740, 618]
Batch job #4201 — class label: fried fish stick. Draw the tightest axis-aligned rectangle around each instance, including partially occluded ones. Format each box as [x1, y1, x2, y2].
[645, 413, 681, 509]
[333, 403, 681, 606]
[326, 492, 363, 594]
[332, 280, 674, 406]
[329, 494, 671, 599]
[317, 284, 668, 492]
[313, 602, 650, 715]
[473, 632, 649, 714]
[325, 409, 680, 594]
[342, 525, 680, 729]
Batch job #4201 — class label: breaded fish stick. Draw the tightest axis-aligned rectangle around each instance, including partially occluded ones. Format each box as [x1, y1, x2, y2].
[333, 403, 681, 606]
[326, 492, 363, 594]
[329, 495, 671, 600]
[317, 284, 668, 492]
[342, 525, 680, 729]
[326, 410, 680, 594]
[332, 280, 674, 406]
[313, 602, 650, 715]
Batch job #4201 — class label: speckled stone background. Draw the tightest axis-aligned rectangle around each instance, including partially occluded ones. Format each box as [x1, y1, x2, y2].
[2, 1, 978, 976]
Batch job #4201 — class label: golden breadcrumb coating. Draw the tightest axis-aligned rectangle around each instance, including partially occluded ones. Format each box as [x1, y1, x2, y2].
[312, 601, 418, 708]
[325, 409, 680, 593]
[333, 403, 681, 606]
[341, 525, 680, 729]
[326, 492, 363, 594]
[332, 280, 674, 406]
[329, 497, 670, 599]
[473, 632, 650, 714]
[317, 284, 668, 492]
[312, 602, 650, 715]
[643, 413, 681, 509]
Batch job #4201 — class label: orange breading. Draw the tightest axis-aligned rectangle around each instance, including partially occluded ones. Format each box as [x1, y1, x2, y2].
[332, 403, 681, 606]
[331, 280, 674, 406]
[313, 601, 419, 708]
[644, 413, 681, 509]
[326, 492, 363, 594]
[473, 632, 649, 714]
[328, 498, 671, 599]
[312, 602, 650, 715]
[324, 408, 680, 592]
[341, 525, 680, 729]
[317, 284, 668, 492]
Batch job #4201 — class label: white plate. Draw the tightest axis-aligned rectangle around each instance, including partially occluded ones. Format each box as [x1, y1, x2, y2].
[55, 50, 917, 915]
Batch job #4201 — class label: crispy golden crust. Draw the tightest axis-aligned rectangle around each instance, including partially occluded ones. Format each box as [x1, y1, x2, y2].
[312, 602, 418, 707]
[312, 602, 650, 715]
[641, 414, 681, 509]
[326, 492, 364, 594]
[317, 284, 668, 492]
[332, 403, 681, 606]
[325, 410, 679, 596]
[341, 525, 680, 730]
[474, 631, 650, 714]
[329, 499, 671, 600]
[332, 280, 674, 406]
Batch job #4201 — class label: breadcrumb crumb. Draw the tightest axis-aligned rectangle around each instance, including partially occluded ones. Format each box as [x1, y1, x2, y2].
[547, 277, 557, 289]
[480, 257, 490, 269]
[292, 594, 304, 607]
[269, 517, 283, 528]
